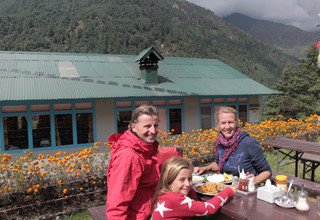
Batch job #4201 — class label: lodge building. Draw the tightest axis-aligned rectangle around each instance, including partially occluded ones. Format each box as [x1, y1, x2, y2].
[0, 47, 277, 154]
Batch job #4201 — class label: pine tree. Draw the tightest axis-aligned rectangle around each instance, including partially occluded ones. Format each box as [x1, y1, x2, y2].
[264, 46, 320, 119]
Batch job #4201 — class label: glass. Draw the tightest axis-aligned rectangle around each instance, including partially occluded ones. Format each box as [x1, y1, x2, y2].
[32, 115, 51, 148]
[169, 108, 182, 135]
[231, 176, 239, 186]
[55, 114, 73, 146]
[117, 110, 132, 133]
[3, 116, 28, 150]
[76, 113, 93, 144]
[201, 106, 211, 130]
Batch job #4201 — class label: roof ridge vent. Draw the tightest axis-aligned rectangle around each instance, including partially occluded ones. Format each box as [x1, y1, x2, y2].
[134, 46, 164, 84]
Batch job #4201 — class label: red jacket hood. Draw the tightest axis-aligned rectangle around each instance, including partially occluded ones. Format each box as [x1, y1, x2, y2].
[108, 130, 159, 157]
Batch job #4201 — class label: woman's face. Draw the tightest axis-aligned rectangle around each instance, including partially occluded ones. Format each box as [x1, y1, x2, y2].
[169, 168, 192, 195]
[131, 114, 159, 144]
[217, 112, 238, 140]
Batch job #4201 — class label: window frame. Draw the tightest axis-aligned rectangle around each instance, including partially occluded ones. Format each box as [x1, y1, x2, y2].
[0, 100, 96, 152]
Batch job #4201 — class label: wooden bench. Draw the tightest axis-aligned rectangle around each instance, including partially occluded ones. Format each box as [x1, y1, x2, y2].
[300, 153, 320, 181]
[271, 172, 320, 196]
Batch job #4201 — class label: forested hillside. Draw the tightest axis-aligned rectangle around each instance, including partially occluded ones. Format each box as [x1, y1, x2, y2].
[224, 13, 319, 58]
[0, 0, 297, 86]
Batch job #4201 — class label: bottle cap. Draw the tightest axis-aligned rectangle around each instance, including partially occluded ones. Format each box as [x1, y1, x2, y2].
[239, 169, 246, 179]
[275, 175, 287, 181]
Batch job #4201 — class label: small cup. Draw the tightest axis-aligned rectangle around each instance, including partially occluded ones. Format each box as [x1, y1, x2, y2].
[231, 176, 239, 186]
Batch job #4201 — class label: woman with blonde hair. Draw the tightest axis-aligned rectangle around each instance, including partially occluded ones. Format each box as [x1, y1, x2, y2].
[152, 157, 237, 220]
[194, 106, 271, 185]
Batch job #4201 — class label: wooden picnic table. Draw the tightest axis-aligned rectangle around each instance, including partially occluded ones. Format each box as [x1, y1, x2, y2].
[88, 192, 319, 220]
[261, 138, 320, 178]
[219, 191, 318, 220]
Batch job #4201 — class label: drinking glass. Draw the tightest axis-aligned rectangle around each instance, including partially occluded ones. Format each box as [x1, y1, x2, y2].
[231, 176, 239, 186]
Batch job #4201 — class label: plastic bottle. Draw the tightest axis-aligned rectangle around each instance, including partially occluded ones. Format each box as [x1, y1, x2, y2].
[239, 169, 248, 192]
[275, 175, 288, 191]
[248, 177, 255, 192]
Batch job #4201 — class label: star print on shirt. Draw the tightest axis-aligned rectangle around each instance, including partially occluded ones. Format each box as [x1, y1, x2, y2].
[155, 201, 173, 217]
[196, 201, 216, 216]
[180, 196, 193, 209]
[204, 202, 216, 210]
[217, 196, 228, 206]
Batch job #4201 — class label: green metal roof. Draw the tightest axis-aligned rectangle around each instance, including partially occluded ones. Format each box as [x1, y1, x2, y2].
[0, 50, 278, 101]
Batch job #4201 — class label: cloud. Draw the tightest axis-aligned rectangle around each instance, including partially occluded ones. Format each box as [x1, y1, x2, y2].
[187, 0, 320, 32]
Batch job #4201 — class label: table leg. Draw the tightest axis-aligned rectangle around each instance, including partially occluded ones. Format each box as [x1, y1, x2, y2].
[295, 151, 299, 177]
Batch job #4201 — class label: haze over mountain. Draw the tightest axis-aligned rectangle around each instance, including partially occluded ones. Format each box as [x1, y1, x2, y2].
[224, 13, 319, 58]
[0, 0, 297, 86]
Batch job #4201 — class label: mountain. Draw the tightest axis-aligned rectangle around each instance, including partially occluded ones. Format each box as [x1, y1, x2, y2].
[0, 0, 297, 87]
[223, 13, 319, 58]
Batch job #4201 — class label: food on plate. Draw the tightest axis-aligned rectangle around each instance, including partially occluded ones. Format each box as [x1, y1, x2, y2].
[207, 174, 225, 183]
[207, 173, 233, 183]
[196, 182, 227, 194]
[192, 175, 204, 184]
[223, 173, 233, 182]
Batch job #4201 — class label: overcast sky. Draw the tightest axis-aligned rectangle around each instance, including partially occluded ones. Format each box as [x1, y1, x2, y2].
[187, 0, 320, 32]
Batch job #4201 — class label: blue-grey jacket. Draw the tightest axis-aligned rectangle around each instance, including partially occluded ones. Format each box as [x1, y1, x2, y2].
[216, 132, 272, 176]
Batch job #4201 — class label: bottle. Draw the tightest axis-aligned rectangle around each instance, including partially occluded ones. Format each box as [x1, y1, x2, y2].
[238, 169, 248, 192]
[275, 175, 288, 191]
[248, 177, 255, 192]
[295, 185, 310, 212]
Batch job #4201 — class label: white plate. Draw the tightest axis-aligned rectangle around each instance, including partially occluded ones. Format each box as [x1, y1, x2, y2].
[274, 197, 296, 208]
[193, 182, 226, 196]
[206, 174, 233, 184]
[192, 175, 205, 185]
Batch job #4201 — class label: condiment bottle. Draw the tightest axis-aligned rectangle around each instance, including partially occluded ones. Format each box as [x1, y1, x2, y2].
[248, 177, 255, 192]
[239, 169, 248, 192]
[275, 175, 288, 191]
[295, 185, 310, 212]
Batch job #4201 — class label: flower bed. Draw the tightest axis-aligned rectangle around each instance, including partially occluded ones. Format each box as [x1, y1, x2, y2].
[1, 115, 319, 218]
[0, 144, 108, 219]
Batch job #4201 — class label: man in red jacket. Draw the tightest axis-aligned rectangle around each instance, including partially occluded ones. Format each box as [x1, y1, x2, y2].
[106, 105, 160, 219]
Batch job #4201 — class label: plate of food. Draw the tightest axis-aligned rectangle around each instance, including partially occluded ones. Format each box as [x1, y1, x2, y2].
[192, 175, 205, 185]
[193, 182, 227, 196]
[206, 173, 233, 184]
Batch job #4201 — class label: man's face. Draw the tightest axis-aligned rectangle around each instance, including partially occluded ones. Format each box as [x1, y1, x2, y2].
[131, 114, 159, 144]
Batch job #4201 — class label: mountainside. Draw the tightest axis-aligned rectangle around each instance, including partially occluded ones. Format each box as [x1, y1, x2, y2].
[224, 13, 319, 58]
[0, 0, 297, 86]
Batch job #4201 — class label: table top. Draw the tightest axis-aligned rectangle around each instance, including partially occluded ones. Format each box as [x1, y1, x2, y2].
[262, 137, 320, 155]
[220, 192, 318, 220]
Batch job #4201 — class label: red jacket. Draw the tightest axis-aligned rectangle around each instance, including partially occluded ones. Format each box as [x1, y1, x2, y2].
[152, 187, 235, 220]
[106, 130, 160, 220]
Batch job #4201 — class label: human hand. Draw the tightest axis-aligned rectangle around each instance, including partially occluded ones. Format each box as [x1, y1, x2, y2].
[228, 185, 238, 194]
[193, 166, 205, 175]
[246, 172, 254, 179]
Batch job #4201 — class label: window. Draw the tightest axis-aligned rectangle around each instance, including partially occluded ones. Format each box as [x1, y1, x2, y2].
[3, 116, 28, 150]
[55, 114, 73, 146]
[169, 108, 182, 135]
[201, 106, 212, 130]
[117, 111, 132, 134]
[115, 99, 183, 134]
[32, 115, 51, 148]
[76, 113, 93, 144]
[239, 105, 248, 125]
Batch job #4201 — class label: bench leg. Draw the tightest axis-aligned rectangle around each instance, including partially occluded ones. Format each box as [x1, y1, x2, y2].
[311, 162, 315, 182]
[302, 161, 306, 179]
